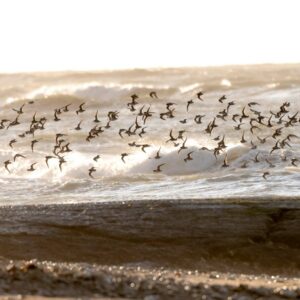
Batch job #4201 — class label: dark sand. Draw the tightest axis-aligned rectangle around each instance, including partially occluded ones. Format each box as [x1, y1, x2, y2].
[0, 198, 299, 298]
[0, 259, 299, 299]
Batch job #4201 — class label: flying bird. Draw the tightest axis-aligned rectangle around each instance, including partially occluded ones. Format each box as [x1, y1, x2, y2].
[153, 163, 165, 173]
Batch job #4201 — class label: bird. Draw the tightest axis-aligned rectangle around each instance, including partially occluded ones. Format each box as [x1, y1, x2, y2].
[88, 167, 96, 178]
[250, 125, 260, 134]
[9, 139, 17, 148]
[153, 163, 165, 173]
[186, 99, 194, 112]
[75, 121, 82, 131]
[141, 144, 150, 153]
[218, 95, 226, 103]
[121, 153, 129, 163]
[27, 163, 37, 172]
[7, 116, 20, 129]
[222, 154, 229, 167]
[119, 129, 126, 138]
[257, 136, 268, 144]
[31, 140, 39, 152]
[178, 137, 188, 153]
[55, 133, 66, 144]
[270, 141, 280, 154]
[262, 172, 270, 180]
[194, 115, 205, 124]
[234, 123, 244, 130]
[139, 127, 147, 138]
[178, 130, 186, 140]
[62, 104, 72, 112]
[248, 102, 260, 107]
[267, 115, 273, 127]
[199, 146, 211, 151]
[59, 157, 66, 172]
[54, 110, 60, 121]
[130, 94, 138, 101]
[4, 160, 11, 173]
[149, 91, 158, 98]
[252, 153, 260, 163]
[94, 110, 100, 123]
[166, 130, 177, 143]
[240, 131, 247, 143]
[93, 155, 100, 162]
[12, 104, 25, 114]
[196, 91, 204, 100]
[13, 154, 26, 161]
[76, 103, 86, 114]
[240, 106, 249, 122]
[154, 147, 161, 159]
[184, 151, 193, 163]
[232, 114, 240, 122]
[45, 156, 55, 168]
[291, 158, 298, 167]
[166, 102, 175, 110]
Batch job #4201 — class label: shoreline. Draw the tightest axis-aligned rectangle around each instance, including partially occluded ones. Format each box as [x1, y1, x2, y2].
[0, 198, 299, 298]
[0, 198, 298, 275]
[2, 195, 300, 208]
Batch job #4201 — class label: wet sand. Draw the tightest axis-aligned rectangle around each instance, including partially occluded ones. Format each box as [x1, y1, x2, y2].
[0, 198, 299, 298]
[0, 259, 299, 299]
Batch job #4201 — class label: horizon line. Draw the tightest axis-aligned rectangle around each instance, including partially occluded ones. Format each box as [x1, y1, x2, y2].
[1, 61, 300, 76]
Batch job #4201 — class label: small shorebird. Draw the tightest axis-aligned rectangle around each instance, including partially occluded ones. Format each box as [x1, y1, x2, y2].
[94, 110, 100, 123]
[14, 154, 26, 161]
[31, 140, 39, 152]
[154, 147, 161, 159]
[149, 91, 158, 98]
[121, 153, 129, 163]
[89, 167, 96, 178]
[218, 95, 226, 103]
[4, 160, 11, 173]
[93, 155, 100, 162]
[153, 163, 165, 173]
[45, 156, 55, 168]
[76, 103, 86, 115]
[222, 154, 229, 168]
[186, 99, 193, 112]
[184, 151, 193, 163]
[75, 121, 82, 131]
[262, 172, 270, 180]
[27, 163, 37, 172]
[196, 91, 204, 100]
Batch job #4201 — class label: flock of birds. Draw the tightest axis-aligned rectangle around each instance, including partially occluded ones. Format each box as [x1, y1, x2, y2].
[1, 90, 300, 180]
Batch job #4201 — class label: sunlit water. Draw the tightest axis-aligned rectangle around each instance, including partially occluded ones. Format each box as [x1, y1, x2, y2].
[1, 64, 300, 205]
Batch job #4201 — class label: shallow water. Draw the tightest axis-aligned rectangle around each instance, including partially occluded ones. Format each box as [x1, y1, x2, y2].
[1, 64, 300, 205]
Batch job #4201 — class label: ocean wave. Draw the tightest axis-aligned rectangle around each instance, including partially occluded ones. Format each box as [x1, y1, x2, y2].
[4, 82, 176, 107]
[129, 145, 250, 176]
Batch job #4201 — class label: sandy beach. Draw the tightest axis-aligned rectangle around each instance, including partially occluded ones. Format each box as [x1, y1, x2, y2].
[0, 258, 299, 299]
[0, 199, 299, 298]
